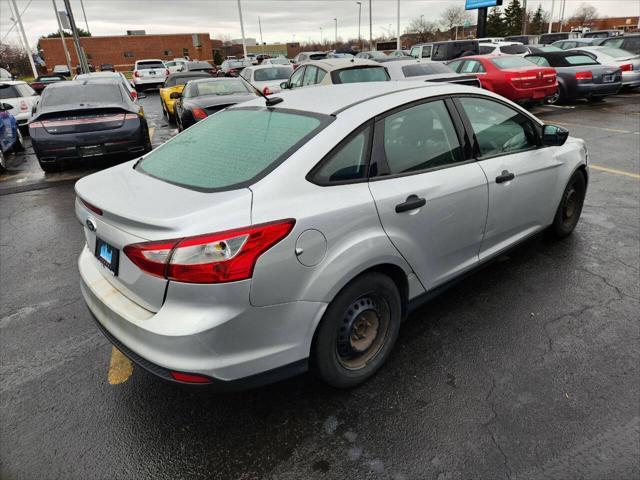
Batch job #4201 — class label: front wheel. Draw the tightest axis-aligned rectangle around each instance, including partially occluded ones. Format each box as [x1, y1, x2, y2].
[311, 272, 402, 388]
[549, 170, 586, 238]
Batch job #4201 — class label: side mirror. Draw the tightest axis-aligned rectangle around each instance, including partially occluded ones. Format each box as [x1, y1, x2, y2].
[542, 124, 569, 146]
[137, 91, 147, 99]
[280, 81, 289, 90]
[0, 102, 13, 111]
[169, 92, 181, 99]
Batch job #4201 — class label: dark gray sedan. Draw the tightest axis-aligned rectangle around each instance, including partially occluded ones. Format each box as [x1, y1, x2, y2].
[525, 51, 621, 104]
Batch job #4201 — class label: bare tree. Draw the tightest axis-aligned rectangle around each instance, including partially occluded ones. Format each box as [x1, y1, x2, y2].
[440, 6, 471, 34]
[406, 16, 439, 43]
[570, 2, 598, 26]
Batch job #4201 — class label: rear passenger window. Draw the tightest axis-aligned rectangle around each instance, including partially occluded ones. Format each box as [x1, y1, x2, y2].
[381, 100, 463, 174]
[458, 97, 537, 158]
[303, 66, 318, 86]
[528, 56, 551, 67]
[447, 60, 464, 72]
[311, 126, 371, 184]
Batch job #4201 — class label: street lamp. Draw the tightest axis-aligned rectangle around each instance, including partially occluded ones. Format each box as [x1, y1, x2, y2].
[334, 18, 338, 46]
[320, 26, 323, 45]
[356, 2, 362, 49]
[237, 0, 248, 60]
[396, 0, 400, 51]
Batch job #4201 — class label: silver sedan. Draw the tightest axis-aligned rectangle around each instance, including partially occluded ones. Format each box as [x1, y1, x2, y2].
[75, 82, 589, 389]
[570, 46, 640, 88]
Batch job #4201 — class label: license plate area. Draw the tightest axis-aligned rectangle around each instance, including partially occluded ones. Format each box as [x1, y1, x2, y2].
[603, 74, 614, 83]
[80, 144, 104, 157]
[95, 238, 119, 276]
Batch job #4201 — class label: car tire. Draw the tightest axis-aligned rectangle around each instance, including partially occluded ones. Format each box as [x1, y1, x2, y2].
[13, 128, 25, 152]
[38, 160, 59, 173]
[546, 85, 564, 105]
[549, 170, 586, 239]
[0, 149, 6, 174]
[161, 100, 168, 118]
[311, 272, 402, 388]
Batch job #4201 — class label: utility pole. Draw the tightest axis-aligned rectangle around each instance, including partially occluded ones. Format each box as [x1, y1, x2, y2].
[396, 0, 400, 50]
[522, 0, 528, 35]
[236, 0, 248, 60]
[369, 0, 373, 51]
[79, 0, 90, 33]
[9, 0, 38, 78]
[258, 16, 264, 54]
[357, 2, 362, 50]
[548, 0, 555, 33]
[52, 0, 72, 74]
[320, 27, 323, 45]
[334, 18, 337, 46]
[559, 0, 566, 32]
[62, 0, 89, 73]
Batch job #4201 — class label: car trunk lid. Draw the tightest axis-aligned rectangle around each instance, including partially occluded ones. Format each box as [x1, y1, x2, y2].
[75, 160, 253, 311]
[34, 108, 132, 134]
[504, 66, 556, 88]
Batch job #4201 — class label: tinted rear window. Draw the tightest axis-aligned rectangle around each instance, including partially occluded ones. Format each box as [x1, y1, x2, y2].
[401, 63, 453, 77]
[500, 45, 528, 54]
[185, 79, 250, 97]
[309, 53, 328, 60]
[137, 108, 329, 190]
[41, 84, 124, 106]
[136, 61, 164, 69]
[491, 57, 535, 69]
[479, 45, 495, 54]
[165, 74, 210, 87]
[0, 85, 19, 99]
[254, 67, 292, 81]
[565, 55, 599, 65]
[332, 67, 389, 84]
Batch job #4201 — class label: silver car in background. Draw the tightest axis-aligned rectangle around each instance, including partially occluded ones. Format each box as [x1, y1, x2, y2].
[76, 82, 588, 389]
[570, 46, 640, 88]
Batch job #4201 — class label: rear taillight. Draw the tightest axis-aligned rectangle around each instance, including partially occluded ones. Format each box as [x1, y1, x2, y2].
[123, 219, 295, 284]
[192, 107, 207, 120]
[262, 86, 272, 95]
[170, 371, 212, 384]
[19, 100, 28, 112]
[29, 121, 43, 129]
[165, 68, 170, 76]
[619, 63, 632, 72]
[575, 71, 593, 80]
[133, 71, 140, 77]
[80, 198, 103, 216]
[130, 90, 138, 101]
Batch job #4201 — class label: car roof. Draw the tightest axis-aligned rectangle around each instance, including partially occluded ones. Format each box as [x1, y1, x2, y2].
[303, 58, 382, 71]
[230, 81, 457, 116]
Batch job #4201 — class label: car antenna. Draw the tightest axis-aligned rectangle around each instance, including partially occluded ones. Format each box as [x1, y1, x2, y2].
[238, 74, 283, 107]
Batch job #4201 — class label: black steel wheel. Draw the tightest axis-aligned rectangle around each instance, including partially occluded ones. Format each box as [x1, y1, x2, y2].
[549, 170, 587, 238]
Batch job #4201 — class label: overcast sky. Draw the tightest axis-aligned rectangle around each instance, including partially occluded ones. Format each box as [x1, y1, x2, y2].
[1, 0, 639, 49]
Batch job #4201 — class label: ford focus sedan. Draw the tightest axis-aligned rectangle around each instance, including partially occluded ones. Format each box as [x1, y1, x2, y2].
[76, 82, 588, 389]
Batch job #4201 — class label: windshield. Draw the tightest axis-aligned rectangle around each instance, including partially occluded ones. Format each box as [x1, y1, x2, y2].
[332, 67, 389, 84]
[137, 108, 330, 191]
[267, 58, 290, 65]
[491, 56, 536, 69]
[136, 61, 165, 69]
[0, 85, 19, 99]
[254, 67, 292, 81]
[41, 84, 124, 106]
[185, 79, 250, 97]
[401, 63, 452, 77]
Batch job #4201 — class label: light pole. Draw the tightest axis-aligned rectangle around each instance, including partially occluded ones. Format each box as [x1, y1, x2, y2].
[357, 2, 362, 50]
[52, 0, 72, 74]
[521, 0, 527, 35]
[369, 0, 373, 51]
[237, 0, 248, 60]
[63, 0, 89, 73]
[334, 18, 338, 47]
[79, 0, 90, 33]
[320, 27, 323, 45]
[548, 0, 555, 33]
[8, 0, 38, 77]
[396, 0, 400, 51]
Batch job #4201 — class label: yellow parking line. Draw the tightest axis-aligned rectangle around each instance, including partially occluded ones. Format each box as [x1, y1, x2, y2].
[553, 122, 639, 135]
[107, 347, 133, 385]
[590, 164, 640, 180]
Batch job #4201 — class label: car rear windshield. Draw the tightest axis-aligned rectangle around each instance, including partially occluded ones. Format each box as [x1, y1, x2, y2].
[500, 45, 528, 54]
[165, 74, 210, 87]
[332, 67, 389, 84]
[136, 61, 165, 69]
[597, 47, 631, 58]
[401, 63, 452, 77]
[309, 53, 328, 60]
[254, 67, 292, 81]
[564, 55, 599, 65]
[41, 84, 124, 106]
[491, 57, 536, 69]
[188, 62, 213, 69]
[137, 108, 331, 191]
[0, 85, 19, 99]
[187, 79, 250, 97]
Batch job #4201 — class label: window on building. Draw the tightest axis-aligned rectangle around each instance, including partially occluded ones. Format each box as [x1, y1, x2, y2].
[164, 49, 173, 56]
[124, 51, 134, 58]
[183, 48, 189, 57]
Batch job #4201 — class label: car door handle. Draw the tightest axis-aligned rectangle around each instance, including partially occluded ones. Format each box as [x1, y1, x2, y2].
[395, 195, 426, 213]
[495, 170, 515, 184]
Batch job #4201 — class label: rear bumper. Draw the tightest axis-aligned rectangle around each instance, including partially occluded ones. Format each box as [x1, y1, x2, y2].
[78, 247, 327, 387]
[132, 77, 166, 86]
[575, 82, 622, 97]
[621, 71, 640, 87]
[509, 84, 557, 103]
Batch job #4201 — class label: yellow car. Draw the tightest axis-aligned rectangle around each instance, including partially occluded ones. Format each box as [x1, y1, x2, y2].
[160, 72, 214, 120]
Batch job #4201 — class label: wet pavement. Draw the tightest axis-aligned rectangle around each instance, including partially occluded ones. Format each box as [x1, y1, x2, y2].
[1, 91, 639, 480]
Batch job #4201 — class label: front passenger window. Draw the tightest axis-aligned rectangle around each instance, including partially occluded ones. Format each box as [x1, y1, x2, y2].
[458, 97, 537, 158]
[289, 67, 305, 88]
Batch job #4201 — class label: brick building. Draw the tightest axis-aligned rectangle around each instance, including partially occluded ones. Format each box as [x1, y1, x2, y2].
[564, 16, 639, 33]
[39, 33, 223, 72]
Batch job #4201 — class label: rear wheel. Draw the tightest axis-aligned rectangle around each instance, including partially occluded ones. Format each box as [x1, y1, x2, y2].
[161, 100, 168, 118]
[13, 128, 25, 152]
[0, 149, 6, 174]
[311, 272, 402, 388]
[546, 85, 563, 105]
[549, 171, 586, 238]
[38, 159, 59, 173]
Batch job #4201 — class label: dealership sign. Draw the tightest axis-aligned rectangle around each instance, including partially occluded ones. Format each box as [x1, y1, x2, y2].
[465, 0, 503, 10]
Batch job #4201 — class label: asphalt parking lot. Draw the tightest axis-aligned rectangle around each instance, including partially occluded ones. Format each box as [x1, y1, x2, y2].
[1, 91, 638, 480]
